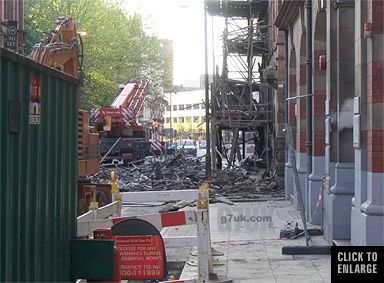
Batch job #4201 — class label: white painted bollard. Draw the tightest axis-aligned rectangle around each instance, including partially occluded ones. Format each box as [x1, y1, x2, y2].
[197, 183, 210, 283]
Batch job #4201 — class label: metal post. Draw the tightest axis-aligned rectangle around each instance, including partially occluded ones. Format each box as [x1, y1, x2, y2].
[305, 0, 313, 189]
[266, 87, 270, 175]
[217, 128, 223, 169]
[287, 126, 310, 246]
[284, 29, 289, 163]
[170, 92, 173, 143]
[204, 0, 211, 179]
[197, 183, 210, 283]
[242, 130, 246, 159]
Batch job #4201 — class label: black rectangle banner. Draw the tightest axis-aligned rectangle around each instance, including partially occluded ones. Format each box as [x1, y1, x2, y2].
[332, 246, 384, 282]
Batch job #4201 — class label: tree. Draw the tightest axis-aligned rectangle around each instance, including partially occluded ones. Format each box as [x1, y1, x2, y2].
[24, 0, 169, 115]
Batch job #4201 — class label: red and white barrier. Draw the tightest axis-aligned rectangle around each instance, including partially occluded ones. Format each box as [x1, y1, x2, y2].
[159, 279, 197, 283]
[77, 185, 218, 282]
[150, 139, 162, 151]
[112, 210, 196, 227]
[77, 210, 196, 237]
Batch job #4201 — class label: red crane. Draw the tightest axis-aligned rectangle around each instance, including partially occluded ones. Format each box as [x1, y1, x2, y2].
[90, 80, 150, 164]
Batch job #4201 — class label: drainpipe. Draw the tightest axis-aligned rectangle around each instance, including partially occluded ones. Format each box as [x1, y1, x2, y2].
[305, 0, 313, 186]
[284, 29, 289, 163]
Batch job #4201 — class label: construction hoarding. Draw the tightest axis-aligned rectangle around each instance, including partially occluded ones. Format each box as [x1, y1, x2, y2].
[0, 47, 80, 282]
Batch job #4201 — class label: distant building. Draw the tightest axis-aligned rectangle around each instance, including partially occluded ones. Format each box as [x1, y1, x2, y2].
[199, 74, 214, 89]
[159, 39, 174, 91]
[177, 79, 200, 89]
[164, 89, 206, 135]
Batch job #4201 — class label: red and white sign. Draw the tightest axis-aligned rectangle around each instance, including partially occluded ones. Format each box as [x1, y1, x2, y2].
[114, 235, 165, 280]
[30, 76, 41, 101]
[100, 107, 122, 117]
[29, 76, 41, 125]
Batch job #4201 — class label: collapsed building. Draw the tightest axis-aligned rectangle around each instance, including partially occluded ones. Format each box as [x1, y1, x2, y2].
[207, 0, 283, 182]
[207, 0, 384, 245]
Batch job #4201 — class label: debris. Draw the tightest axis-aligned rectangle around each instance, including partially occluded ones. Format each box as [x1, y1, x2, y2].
[211, 195, 234, 205]
[86, 152, 284, 202]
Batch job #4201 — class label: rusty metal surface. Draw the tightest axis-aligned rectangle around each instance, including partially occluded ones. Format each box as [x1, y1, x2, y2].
[77, 183, 112, 216]
[0, 47, 79, 282]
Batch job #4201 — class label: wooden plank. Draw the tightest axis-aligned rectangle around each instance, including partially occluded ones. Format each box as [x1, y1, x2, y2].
[97, 201, 121, 219]
[121, 190, 197, 203]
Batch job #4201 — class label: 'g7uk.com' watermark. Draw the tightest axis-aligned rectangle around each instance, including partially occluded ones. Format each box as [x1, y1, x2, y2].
[216, 206, 274, 231]
[220, 214, 272, 224]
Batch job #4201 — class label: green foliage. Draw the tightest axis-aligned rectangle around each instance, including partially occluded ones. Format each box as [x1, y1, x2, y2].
[24, 0, 170, 112]
[175, 123, 185, 133]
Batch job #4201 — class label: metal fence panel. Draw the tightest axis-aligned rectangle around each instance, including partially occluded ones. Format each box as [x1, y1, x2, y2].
[0, 47, 79, 282]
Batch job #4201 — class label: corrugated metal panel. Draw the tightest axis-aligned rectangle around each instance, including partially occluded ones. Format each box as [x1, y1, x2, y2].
[0, 47, 79, 282]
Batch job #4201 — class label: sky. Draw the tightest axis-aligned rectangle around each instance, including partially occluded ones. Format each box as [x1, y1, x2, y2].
[121, 0, 223, 86]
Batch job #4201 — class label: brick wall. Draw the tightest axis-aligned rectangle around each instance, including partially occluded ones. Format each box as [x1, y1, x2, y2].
[366, 0, 384, 173]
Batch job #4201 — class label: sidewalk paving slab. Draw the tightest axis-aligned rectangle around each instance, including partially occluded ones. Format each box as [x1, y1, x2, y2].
[177, 201, 331, 282]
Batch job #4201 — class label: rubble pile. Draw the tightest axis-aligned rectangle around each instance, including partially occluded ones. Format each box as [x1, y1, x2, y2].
[87, 153, 284, 202]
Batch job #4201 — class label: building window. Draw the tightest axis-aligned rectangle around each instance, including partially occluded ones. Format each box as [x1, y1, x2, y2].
[201, 103, 205, 109]
[178, 117, 185, 123]
[173, 105, 177, 111]
[173, 117, 177, 124]
[166, 118, 170, 124]
[200, 116, 205, 122]
[193, 116, 199, 123]
[179, 104, 184, 110]
[193, 104, 199, 110]
[166, 105, 171, 111]
[186, 104, 191, 110]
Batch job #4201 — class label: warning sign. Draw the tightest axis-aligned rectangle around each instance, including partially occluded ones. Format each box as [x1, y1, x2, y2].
[3, 20, 18, 51]
[114, 235, 165, 279]
[29, 76, 41, 125]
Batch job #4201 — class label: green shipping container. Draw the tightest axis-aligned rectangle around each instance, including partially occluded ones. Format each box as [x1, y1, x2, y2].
[0, 47, 79, 282]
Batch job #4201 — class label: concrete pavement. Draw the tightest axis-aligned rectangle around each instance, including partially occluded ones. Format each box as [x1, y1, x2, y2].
[163, 201, 331, 282]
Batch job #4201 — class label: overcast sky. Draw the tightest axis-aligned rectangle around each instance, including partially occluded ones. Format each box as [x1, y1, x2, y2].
[121, 0, 223, 86]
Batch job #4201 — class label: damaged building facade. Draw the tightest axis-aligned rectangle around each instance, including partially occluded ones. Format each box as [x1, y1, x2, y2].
[0, 0, 24, 52]
[269, 0, 383, 245]
[208, 0, 383, 245]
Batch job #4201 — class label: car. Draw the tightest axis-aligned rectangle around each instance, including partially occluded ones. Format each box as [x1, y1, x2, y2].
[169, 139, 197, 156]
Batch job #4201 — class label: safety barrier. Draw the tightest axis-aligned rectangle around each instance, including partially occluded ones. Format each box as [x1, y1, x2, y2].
[77, 183, 216, 283]
[77, 200, 122, 223]
[77, 209, 196, 237]
[159, 279, 197, 283]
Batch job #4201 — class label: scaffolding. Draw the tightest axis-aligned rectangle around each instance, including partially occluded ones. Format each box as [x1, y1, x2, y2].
[206, 0, 273, 171]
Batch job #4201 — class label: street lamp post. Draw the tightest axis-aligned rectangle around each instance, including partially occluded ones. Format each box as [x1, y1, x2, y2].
[204, 0, 211, 179]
